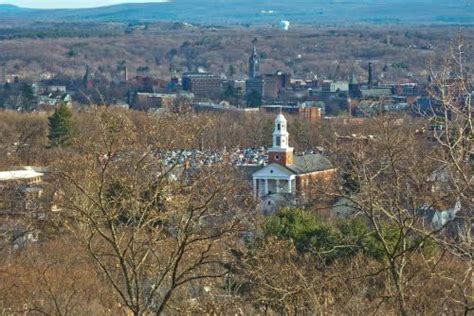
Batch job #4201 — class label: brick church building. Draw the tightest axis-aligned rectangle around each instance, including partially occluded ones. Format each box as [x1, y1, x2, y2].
[251, 113, 336, 214]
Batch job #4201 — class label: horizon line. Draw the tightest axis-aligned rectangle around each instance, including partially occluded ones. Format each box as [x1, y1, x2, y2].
[0, 1, 171, 10]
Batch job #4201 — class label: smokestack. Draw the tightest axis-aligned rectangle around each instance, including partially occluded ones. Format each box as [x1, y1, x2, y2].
[124, 66, 128, 82]
[368, 62, 373, 89]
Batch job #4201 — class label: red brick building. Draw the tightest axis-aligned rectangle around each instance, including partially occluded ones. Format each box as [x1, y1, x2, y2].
[261, 105, 322, 122]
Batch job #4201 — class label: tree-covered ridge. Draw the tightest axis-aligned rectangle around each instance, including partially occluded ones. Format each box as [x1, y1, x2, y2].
[1, 1, 473, 25]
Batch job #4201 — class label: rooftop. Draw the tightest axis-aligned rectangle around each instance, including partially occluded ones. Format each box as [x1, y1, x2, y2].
[287, 154, 334, 174]
[182, 72, 219, 78]
[0, 169, 44, 182]
[136, 92, 177, 98]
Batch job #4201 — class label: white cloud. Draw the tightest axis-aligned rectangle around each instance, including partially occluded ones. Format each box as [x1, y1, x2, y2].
[1, 0, 170, 9]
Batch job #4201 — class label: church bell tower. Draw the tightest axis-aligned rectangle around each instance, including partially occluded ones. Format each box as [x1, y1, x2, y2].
[268, 113, 294, 166]
[249, 38, 260, 79]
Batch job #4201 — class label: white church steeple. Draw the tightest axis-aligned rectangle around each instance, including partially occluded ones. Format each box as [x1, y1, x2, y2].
[272, 113, 290, 149]
[268, 112, 294, 165]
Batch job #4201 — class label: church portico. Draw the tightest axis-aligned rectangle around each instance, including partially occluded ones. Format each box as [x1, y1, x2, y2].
[253, 174, 296, 198]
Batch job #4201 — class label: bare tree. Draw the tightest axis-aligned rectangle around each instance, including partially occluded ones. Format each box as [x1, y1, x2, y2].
[327, 114, 468, 315]
[0, 238, 116, 316]
[427, 34, 473, 314]
[50, 108, 255, 315]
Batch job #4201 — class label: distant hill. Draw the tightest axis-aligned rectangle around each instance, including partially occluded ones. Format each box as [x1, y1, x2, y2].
[0, 4, 31, 12]
[1, 0, 473, 25]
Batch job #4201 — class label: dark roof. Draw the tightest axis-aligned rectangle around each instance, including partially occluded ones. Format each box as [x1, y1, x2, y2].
[182, 72, 219, 78]
[332, 197, 358, 217]
[287, 154, 334, 174]
[361, 88, 392, 97]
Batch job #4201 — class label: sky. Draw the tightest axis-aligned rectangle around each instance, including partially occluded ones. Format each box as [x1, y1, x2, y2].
[0, 0, 170, 9]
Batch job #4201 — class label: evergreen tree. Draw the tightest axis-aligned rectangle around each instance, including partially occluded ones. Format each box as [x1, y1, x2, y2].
[222, 84, 236, 100]
[228, 64, 236, 77]
[48, 104, 73, 147]
[20, 83, 35, 111]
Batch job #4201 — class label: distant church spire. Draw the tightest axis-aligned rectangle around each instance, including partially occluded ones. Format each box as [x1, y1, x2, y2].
[249, 38, 260, 79]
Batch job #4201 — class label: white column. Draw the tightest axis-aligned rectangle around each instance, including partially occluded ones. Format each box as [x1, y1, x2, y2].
[253, 178, 257, 198]
[288, 179, 292, 193]
[276, 179, 280, 193]
[264, 179, 269, 196]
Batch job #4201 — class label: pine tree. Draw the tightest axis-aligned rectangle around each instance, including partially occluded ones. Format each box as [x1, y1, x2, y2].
[48, 104, 73, 147]
[20, 83, 35, 111]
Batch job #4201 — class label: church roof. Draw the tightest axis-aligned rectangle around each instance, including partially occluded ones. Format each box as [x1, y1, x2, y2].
[250, 154, 334, 179]
[287, 154, 334, 174]
[253, 163, 296, 178]
[272, 163, 297, 175]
